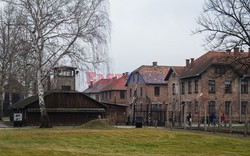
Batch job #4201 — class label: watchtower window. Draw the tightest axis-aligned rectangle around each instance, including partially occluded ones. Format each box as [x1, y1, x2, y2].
[62, 86, 71, 91]
[59, 70, 74, 77]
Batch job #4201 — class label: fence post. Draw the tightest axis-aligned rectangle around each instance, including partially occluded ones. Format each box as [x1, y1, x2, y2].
[244, 104, 248, 137]
[204, 102, 207, 131]
[229, 102, 232, 134]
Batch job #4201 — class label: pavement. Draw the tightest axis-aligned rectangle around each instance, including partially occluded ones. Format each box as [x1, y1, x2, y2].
[0, 121, 10, 128]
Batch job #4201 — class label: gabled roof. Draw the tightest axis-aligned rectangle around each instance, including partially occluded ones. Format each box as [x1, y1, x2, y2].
[12, 90, 106, 109]
[126, 65, 170, 85]
[165, 51, 250, 80]
[83, 79, 113, 94]
[165, 66, 185, 80]
[101, 75, 127, 92]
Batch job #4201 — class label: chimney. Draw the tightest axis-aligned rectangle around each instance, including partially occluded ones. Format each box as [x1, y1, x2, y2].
[89, 81, 93, 88]
[234, 47, 239, 53]
[186, 59, 190, 67]
[153, 62, 158, 67]
[190, 58, 195, 65]
[240, 49, 244, 53]
[248, 48, 250, 56]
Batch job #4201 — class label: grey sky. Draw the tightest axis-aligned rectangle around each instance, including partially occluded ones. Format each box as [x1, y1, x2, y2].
[109, 0, 207, 74]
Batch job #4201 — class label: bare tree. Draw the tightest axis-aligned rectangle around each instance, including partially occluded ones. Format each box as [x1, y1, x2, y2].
[195, 0, 250, 50]
[2, 0, 110, 127]
[0, 3, 23, 120]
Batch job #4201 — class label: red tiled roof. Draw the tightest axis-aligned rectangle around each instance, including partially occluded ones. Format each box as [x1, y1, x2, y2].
[179, 51, 249, 79]
[101, 75, 127, 92]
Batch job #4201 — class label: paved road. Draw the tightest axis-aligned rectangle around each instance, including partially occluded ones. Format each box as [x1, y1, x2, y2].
[0, 121, 10, 128]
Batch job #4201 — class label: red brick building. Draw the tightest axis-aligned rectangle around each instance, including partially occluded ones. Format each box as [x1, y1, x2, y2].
[126, 62, 170, 126]
[165, 50, 250, 124]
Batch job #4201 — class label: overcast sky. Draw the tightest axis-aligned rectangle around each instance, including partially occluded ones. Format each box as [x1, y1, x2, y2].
[109, 0, 207, 74]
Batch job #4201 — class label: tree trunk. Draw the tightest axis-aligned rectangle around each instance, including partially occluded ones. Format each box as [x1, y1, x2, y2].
[37, 69, 50, 128]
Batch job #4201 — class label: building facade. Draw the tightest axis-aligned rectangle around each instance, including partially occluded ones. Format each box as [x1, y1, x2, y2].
[165, 50, 250, 124]
[126, 62, 170, 126]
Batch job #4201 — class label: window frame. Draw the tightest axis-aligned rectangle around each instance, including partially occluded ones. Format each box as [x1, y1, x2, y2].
[181, 82, 185, 94]
[208, 80, 216, 93]
[241, 80, 248, 94]
[194, 80, 198, 93]
[188, 81, 192, 94]
[225, 80, 232, 94]
[154, 86, 160, 96]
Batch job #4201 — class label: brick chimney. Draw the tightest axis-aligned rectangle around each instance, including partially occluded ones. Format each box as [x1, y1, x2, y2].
[186, 59, 190, 67]
[234, 47, 239, 53]
[153, 62, 158, 67]
[190, 58, 195, 66]
[89, 81, 93, 88]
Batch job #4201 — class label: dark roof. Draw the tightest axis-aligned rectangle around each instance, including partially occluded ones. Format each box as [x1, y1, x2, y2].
[12, 90, 106, 109]
[101, 75, 127, 92]
[126, 65, 170, 85]
[83, 79, 113, 94]
[102, 102, 128, 107]
[53, 66, 77, 70]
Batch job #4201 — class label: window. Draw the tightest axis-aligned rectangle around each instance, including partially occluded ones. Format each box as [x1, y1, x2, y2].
[188, 101, 192, 113]
[241, 101, 248, 115]
[188, 81, 192, 94]
[101, 93, 104, 101]
[208, 101, 216, 114]
[172, 83, 176, 95]
[225, 80, 232, 93]
[62, 85, 71, 91]
[120, 91, 125, 99]
[105, 92, 108, 99]
[181, 82, 185, 94]
[95, 95, 99, 101]
[137, 74, 140, 82]
[195, 101, 199, 114]
[172, 72, 176, 78]
[109, 92, 112, 99]
[241, 80, 248, 94]
[214, 66, 225, 75]
[130, 88, 132, 97]
[154, 86, 160, 96]
[225, 101, 231, 114]
[140, 87, 143, 97]
[194, 80, 198, 93]
[208, 80, 215, 93]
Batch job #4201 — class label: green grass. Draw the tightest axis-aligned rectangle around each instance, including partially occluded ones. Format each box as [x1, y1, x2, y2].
[0, 128, 250, 156]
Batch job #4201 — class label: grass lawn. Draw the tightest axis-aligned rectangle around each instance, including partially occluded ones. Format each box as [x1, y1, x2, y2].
[0, 128, 250, 156]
